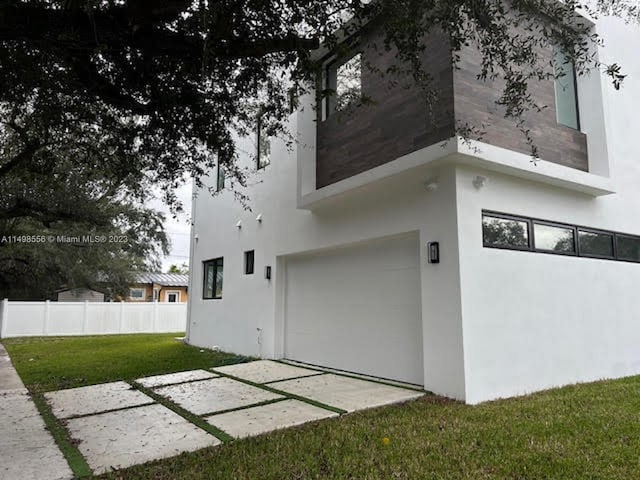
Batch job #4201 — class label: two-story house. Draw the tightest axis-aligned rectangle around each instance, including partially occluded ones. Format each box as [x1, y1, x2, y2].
[186, 10, 640, 404]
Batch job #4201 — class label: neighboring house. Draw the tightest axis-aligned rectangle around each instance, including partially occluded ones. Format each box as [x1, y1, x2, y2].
[187, 11, 640, 404]
[128, 273, 189, 303]
[56, 288, 105, 302]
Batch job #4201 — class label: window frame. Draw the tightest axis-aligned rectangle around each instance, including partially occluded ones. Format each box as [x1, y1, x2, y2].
[244, 250, 255, 275]
[577, 227, 616, 260]
[323, 49, 363, 120]
[256, 112, 271, 170]
[615, 234, 640, 263]
[203, 257, 224, 300]
[216, 162, 225, 191]
[481, 212, 533, 252]
[553, 47, 581, 131]
[165, 291, 181, 303]
[482, 210, 640, 264]
[129, 287, 145, 300]
[531, 220, 577, 256]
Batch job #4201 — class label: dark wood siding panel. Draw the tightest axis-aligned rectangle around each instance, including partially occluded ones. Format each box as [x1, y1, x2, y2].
[316, 28, 455, 188]
[453, 44, 588, 171]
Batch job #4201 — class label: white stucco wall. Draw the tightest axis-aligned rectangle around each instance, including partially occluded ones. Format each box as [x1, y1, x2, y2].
[187, 117, 467, 398]
[188, 14, 639, 404]
[455, 15, 640, 404]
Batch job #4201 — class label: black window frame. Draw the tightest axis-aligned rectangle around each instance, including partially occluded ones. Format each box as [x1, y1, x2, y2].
[256, 112, 271, 170]
[216, 162, 225, 192]
[482, 210, 640, 264]
[323, 49, 363, 119]
[553, 46, 581, 131]
[531, 220, 577, 256]
[203, 257, 224, 300]
[481, 212, 532, 252]
[577, 228, 616, 260]
[244, 250, 255, 275]
[615, 234, 640, 263]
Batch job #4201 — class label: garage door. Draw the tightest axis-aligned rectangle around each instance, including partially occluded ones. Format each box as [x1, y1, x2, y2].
[284, 233, 424, 385]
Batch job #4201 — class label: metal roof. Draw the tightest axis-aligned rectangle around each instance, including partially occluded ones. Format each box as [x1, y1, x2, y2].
[134, 272, 189, 287]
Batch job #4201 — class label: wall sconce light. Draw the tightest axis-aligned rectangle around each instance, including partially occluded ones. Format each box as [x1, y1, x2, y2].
[473, 175, 488, 189]
[235, 220, 242, 229]
[427, 242, 440, 264]
[423, 177, 439, 191]
[194, 233, 199, 243]
[264, 265, 272, 280]
[256, 213, 263, 223]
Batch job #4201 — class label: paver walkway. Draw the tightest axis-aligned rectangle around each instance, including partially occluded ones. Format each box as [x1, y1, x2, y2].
[0, 344, 72, 480]
[2, 358, 424, 477]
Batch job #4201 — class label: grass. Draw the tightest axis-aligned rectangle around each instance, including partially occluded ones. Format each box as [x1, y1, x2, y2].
[2, 333, 250, 393]
[1, 333, 250, 478]
[94, 376, 640, 480]
[4, 334, 640, 479]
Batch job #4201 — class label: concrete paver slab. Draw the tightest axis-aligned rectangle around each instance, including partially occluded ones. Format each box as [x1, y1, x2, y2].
[0, 392, 73, 480]
[205, 399, 338, 438]
[0, 343, 28, 395]
[212, 360, 322, 384]
[67, 403, 219, 475]
[154, 377, 284, 415]
[269, 374, 424, 412]
[136, 369, 219, 388]
[45, 381, 153, 419]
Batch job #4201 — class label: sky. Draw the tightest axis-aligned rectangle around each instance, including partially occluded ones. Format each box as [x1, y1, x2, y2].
[148, 182, 193, 273]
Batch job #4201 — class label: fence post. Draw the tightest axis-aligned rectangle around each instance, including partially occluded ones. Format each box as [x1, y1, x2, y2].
[119, 301, 125, 334]
[82, 301, 89, 334]
[0, 299, 7, 339]
[43, 300, 50, 335]
[152, 301, 158, 333]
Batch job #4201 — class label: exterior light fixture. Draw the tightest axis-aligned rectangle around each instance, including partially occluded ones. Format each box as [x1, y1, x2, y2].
[423, 177, 439, 191]
[236, 220, 242, 229]
[473, 175, 488, 189]
[427, 242, 440, 264]
[256, 213, 263, 223]
[264, 265, 272, 280]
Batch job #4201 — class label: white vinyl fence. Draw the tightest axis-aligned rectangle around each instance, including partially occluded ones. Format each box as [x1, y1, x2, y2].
[0, 299, 186, 338]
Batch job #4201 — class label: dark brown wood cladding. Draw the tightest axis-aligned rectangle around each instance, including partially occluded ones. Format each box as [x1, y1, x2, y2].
[315, 28, 456, 188]
[316, 23, 589, 189]
[453, 44, 588, 172]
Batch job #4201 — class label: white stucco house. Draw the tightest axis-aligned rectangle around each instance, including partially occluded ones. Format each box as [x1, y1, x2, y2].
[186, 10, 640, 404]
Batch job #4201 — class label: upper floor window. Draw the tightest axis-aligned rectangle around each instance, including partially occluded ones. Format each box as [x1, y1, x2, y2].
[325, 52, 362, 117]
[216, 162, 225, 191]
[553, 47, 580, 130]
[203, 257, 223, 299]
[256, 113, 271, 169]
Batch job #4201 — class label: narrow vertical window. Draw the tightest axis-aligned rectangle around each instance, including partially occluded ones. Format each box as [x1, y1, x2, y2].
[325, 52, 362, 116]
[257, 113, 271, 169]
[216, 163, 225, 191]
[244, 250, 255, 275]
[203, 257, 224, 299]
[553, 47, 580, 130]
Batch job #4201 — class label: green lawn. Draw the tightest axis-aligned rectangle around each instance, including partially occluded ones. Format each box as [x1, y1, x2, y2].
[2, 333, 249, 392]
[95, 376, 640, 480]
[4, 334, 640, 479]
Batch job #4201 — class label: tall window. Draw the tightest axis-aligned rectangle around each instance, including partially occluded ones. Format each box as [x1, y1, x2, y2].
[203, 257, 223, 299]
[216, 163, 225, 191]
[244, 250, 255, 275]
[553, 47, 580, 130]
[256, 113, 271, 169]
[325, 52, 362, 117]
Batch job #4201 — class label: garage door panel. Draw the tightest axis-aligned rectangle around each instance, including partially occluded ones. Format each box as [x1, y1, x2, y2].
[284, 234, 424, 385]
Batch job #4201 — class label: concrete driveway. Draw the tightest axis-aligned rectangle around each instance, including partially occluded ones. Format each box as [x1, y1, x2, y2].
[15, 360, 424, 476]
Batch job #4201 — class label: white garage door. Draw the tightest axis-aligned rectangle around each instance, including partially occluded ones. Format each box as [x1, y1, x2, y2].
[284, 233, 424, 385]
